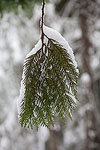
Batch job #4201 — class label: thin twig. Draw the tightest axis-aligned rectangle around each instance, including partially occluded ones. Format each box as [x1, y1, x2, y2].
[41, 0, 45, 55]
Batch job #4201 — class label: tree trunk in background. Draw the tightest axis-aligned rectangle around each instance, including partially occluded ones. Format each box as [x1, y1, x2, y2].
[45, 129, 58, 150]
[55, 0, 100, 150]
[45, 121, 64, 150]
[79, 0, 100, 149]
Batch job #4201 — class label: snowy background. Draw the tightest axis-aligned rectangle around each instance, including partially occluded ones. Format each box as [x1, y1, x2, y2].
[0, 0, 100, 150]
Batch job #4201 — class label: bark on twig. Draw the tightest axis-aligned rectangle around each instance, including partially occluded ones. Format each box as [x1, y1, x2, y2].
[41, 0, 45, 55]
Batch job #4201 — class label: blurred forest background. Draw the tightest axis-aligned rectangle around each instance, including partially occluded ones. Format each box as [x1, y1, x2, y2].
[0, 0, 100, 150]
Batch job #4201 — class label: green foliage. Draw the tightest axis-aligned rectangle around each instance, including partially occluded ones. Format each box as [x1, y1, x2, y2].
[0, 0, 49, 16]
[19, 34, 79, 130]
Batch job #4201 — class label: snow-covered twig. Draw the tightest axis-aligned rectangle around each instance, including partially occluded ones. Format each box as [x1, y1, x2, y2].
[41, 0, 45, 55]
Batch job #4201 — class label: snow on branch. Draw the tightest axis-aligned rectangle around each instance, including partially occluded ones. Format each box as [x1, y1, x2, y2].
[18, 25, 79, 130]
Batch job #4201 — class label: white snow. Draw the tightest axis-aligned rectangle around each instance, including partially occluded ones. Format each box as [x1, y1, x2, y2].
[17, 72, 25, 115]
[22, 24, 78, 71]
[67, 92, 77, 104]
[43, 25, 78, 70]
[26, 39, 42, 58]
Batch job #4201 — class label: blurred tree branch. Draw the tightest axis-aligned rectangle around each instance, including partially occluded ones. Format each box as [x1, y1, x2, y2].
[0, 0, 49, 17]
